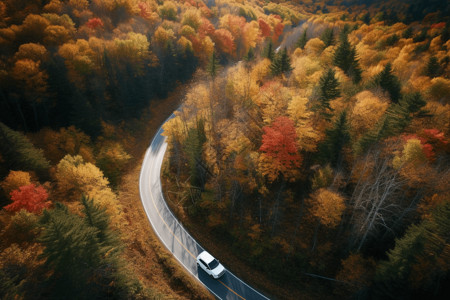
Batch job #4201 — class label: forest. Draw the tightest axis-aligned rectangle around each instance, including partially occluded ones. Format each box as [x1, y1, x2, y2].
[0, 0, 449, 299]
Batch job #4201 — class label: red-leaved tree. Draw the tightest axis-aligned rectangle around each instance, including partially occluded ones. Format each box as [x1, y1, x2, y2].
[86, 18, 104, 30]
[260, 116, 302, 170]
[258, 18, 271, 38]
[273, 22, 284, 42]
[5, 184, 50, 214]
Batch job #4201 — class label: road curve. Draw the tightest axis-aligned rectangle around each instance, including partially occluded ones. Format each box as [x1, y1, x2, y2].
[139, 114, 270, 300]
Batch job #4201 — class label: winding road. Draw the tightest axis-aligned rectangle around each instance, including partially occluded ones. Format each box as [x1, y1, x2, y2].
[139, 114, 270, 300]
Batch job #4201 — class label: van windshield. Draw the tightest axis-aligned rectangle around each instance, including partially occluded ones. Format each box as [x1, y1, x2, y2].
[209, 259, 219, 270]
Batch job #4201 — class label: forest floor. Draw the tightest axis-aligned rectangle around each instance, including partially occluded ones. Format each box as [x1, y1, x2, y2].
[115, 84, 213, 300]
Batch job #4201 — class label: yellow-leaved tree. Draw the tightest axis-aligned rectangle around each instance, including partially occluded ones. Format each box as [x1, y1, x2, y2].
[288, 94, 322, 152]
[350, 90, 389, 135]
[310, 188, 346, 228]
[55, 155, 123, 228]
[1, 170, 32, 197]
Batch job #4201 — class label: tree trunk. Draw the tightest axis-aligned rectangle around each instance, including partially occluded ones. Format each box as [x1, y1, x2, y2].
[311, 221, 320, 252]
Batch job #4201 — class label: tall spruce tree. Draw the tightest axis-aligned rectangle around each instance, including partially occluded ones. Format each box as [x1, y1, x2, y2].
[206, 50, 220, 78]
[320, 27, 335, 47]
[0, 122, 49, 178]
[296, 28, 308, 49]
[425, 56, 441, 78]
[263, 40, 275, 61]
[39, 200, 136, 299]
[318, 110, 350, 168]
[355, 92, 426, 154]
[82, 196, 120, 253]
[333, 32, 362, 83]
[243, 48, 255, 63]
[184, 119, 207, 188]
[312, 68, 340, 119]
[270, 48, 292, 76]
[373, 62, 402, 103]
[39, 202, 102, 299]
[373, 200, 450, 299]
[362, 12, 371, 24]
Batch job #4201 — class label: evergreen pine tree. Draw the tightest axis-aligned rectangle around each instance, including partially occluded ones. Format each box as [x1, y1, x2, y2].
[402, 27, 413, 39]
[425, 56, 441, 78]
[39, 202, 101, 299]
[263, 40, 275, 61]
[362, 12, 371, 25]
[296, 28, 308, 49]
[354, 119, 386, 154]
[373, 62, 402, 103]
[184, 119, 207, 187]
[318, 110, 350, 168]
[39, 200, 137, 299]
[333, 32, 362, 83]
[320, 28, 335, 47]
[270, 48, 292, 76]
[81, 196, 119, 251]
[243, 48, 255, 63]
[206, 50, 220, 78]
[312, 68, 340, 119]
[355, 92, 426, 154]
[373, 200, 450, 299]
[0, 122, 49, 178]
[399, 92, 427, 116]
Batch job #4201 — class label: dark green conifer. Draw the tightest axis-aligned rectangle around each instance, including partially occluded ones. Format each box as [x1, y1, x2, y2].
[39, 202, 101, 299]
[296, 28, 308, 49]
[402, 27, 413, 39]
[0, 122, 49, 178]
[270, 48, 292, 76]
[362, 12, 370, 25]
[320, 27, 335, 47]
[184, 119, 207, 187]
[318, 110, 350, 168]
[312, 68, 340, 119]
[206, 50, 220, 78]
[425, 56, 440, 78]
[355, 92, 426, 154]
[373, 62, 402, 103]
[243, 48, 255, 63]
[263, 40, 275, 61]
[333, 32, 362, 83]
[373, 201, 450, 299]
[39, 200, 137, 299]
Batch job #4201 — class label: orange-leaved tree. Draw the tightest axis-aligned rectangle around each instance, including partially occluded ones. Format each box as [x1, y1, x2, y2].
[5, 184, 50, 214]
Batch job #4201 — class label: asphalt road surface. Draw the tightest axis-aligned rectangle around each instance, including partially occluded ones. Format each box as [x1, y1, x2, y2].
[139, 114, 270, 300]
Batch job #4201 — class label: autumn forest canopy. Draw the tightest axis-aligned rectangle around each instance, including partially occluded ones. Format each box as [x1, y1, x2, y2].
[0, 0, 449, 299]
